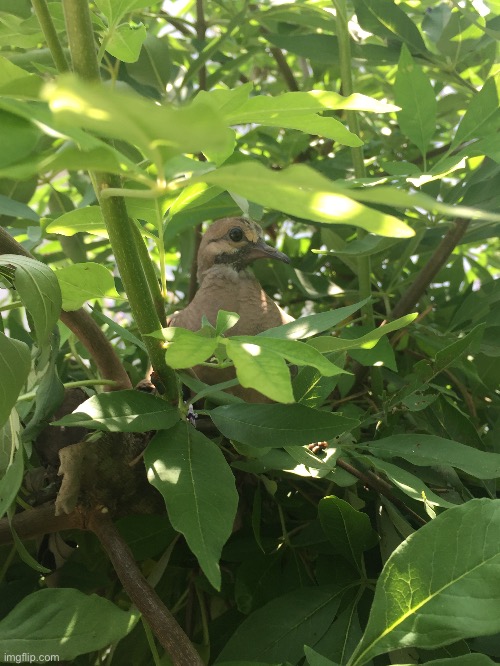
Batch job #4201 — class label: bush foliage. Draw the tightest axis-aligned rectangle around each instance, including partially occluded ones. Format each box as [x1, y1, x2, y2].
[1, 0, 500, 665]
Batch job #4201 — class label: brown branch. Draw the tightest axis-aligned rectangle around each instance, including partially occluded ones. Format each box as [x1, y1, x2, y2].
[390, 218, 470, 321]
[336, 457, 427, 526]
[269, 46, 299, 91]
[0, 226, 131, 390]
[188, 225, 203, 303]
[0, 503, 83, 546]
[87, 508, 204, 666]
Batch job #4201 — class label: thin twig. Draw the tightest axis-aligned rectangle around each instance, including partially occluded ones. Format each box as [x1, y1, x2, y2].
[0, 227, 131, 390]
[87, 508, 204, 666]
[390, 219, 470, 321]
[269, 46, 299, 91]
[336, 458, 427, 526]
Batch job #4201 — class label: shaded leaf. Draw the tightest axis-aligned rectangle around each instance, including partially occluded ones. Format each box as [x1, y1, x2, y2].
[56, 262, 120, 310]
[0, 588, 133, 659]
[145, 421, 238, 590]
[46, 206, 107, 237]
[0, 332, 31, 428]
[210, 404, 359, 447]
[52, 390, 180, 432]
[350, 499, 500, 665]
[319, 496, 378, 572]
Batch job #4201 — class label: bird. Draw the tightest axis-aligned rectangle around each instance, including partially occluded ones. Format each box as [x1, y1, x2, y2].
[168, 217, 294, 401]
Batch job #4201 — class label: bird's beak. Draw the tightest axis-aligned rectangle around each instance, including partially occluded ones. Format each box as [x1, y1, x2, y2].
[246, 239, 291, 264]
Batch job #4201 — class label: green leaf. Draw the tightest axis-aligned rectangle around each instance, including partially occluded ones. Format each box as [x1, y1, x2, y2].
[162, 327, 219, 369]
[232, 336, 347, 377]
[0, 193, 38, 221]
[225, 338, 294, 403]
[319, 497, 378, 572]
[350, 499, 500, 665]
[304, 646, 340, 666]
[216, 310, 240, 336]
[56, 262, 120, 310]
[0, 588, 133, 659]
[308, 315, 417, 353]
[216, 587, 342, 664]
[394, 45, 436, 158]
[210, 404, 359, 447]
[264, 33, 339, 64]
[0, 109, 41, 168]
[42, 75, 229, 168]
[46, 205, 108, 237]
[360, 455, 459, 509]
[145, 421, 238, 590]
[353, 0, 427, 53]
[0, 255, 61, 349]
[0, 410, 23, 519]
[196, 162, 415, 238]
[363, 434, 500, 480]
[0, 55, 42, 97]
[259, 300, 370, 340]
[52, 390, 180, 432]
[0, 332, 31, 428]
[105, 22, 147, 63]
[413, 657, 499, 666]
[95, 0, 156, 24]
[451, 74, 500, 150]
[126, 33, 171, 92]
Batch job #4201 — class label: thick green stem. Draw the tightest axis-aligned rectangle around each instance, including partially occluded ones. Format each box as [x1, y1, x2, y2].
[61, 0, 179, 402]
[31, 0, 69, 72]
[334, 0, 382, 396]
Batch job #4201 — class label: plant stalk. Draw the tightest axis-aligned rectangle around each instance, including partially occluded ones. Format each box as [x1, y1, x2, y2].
[31, 0, 70, 72]
[61, 0, 178, 402]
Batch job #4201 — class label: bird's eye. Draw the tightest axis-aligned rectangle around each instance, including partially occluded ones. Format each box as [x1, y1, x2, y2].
[229, 227, 244, 242]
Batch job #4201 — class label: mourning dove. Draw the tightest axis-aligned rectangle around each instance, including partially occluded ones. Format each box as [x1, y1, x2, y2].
[169, 217, 294, 401]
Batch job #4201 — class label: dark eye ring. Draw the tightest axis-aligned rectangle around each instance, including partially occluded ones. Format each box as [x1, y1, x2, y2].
[229, 227, 244, 242]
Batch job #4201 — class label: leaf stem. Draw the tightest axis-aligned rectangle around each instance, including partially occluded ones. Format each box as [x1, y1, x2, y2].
[31, 0, 70, 72]
[61, 0, 179, 402]
[17, 379, 120, 403]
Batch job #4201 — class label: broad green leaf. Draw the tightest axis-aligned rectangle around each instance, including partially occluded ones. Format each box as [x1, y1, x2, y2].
[308, 315, 417, 353]
[304, 646, 340, 666]
[433, 323, 485, 373]
[95, 0, 156, 24]
[200, 88, 399, 120]
[0, 55, 42, 97]
[257, 114, 362, 147]
[126, 33, 171, 92]
[0, 255, 61, 348]
[360, 455, 459, 509]
[353, 0, 427, 53]
[311, 596, 363, 664]
[145, 421, 238, 590]
[0, 193, 38, 221]
[216, 587, 342, 664]
[56, 262, 120, 311]
[343, 184, 500, 223]
[394, 45, 436, 158]
[210, 404, 359, 447]
[264, 33, 339, 64]
[196, 163, 414, 238]
[451, 74, 500, 150]
[46, 206, 108, 237]
[411, 657, 499, 666]
[350, 499, 500, 665]
[105, 22, 146, 63]
[215, 310, 240, 336]
[259, 300, 370, 340]
[0, 109, 41, 168]
[0, 410, 23, 519]
[363, 435, 500, 480]
[231, 336, 347, 377]
[42, 75, 229, 168]
[52, 390, 180, 432]
[0, 588, 134, 658]
[225, 339, 294, 403]
[0, 332, 31, 428]
[319, 497, 378, 572]
[162, 327, 218, 369]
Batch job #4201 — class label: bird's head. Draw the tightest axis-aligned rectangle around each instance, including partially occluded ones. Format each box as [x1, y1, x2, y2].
[197, 217, 290, 282]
